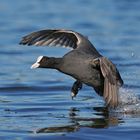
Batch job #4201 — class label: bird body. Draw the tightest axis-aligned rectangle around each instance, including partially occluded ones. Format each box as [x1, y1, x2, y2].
[20, 29, 123, 108]
[61, 51, 103, 87]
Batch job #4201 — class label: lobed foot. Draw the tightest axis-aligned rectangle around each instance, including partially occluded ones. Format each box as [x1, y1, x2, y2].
[71, 81, 82, 99]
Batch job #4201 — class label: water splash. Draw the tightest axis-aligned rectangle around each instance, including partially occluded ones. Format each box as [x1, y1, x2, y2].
[115, 87, 140, 114]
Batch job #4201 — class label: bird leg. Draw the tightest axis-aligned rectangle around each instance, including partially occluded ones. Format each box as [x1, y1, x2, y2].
[71, 80, 82, 99]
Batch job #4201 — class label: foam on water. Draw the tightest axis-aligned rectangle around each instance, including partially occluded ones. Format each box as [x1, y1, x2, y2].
[114, 87, 140, 114]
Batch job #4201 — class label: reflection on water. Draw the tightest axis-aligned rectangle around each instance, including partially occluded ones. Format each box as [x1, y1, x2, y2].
[35, 94, 140, 134]
[35, 106, 121, 134]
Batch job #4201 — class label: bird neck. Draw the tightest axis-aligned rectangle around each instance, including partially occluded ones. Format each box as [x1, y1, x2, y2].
[42, 57, 62, 70]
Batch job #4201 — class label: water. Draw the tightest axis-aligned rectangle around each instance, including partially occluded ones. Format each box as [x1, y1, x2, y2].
[0, 0, 140, 139]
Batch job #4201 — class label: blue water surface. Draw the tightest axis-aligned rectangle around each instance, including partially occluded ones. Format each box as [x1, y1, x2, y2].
[0, 0, 140, 140]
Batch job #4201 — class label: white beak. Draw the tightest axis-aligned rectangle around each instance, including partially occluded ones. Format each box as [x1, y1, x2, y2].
[31, 63, 40, 69]
[30, 56, 43, 69]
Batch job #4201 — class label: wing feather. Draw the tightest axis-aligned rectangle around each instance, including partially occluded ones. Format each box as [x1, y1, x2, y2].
[19, 29, 84, 49]
[91, 57, 123, 108]
[99, 57, 123, 108]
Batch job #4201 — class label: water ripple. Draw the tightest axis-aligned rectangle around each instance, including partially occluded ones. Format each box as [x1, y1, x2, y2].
[0, 0, 140, 139]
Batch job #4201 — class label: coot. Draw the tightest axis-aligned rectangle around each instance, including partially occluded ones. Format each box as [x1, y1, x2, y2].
[20, 29, 123, 108]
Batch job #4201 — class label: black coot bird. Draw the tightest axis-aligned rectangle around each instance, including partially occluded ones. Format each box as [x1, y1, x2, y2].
[20, 29, 123, 108]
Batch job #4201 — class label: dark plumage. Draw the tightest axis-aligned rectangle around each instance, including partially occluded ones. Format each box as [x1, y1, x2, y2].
[20, 29, 123, 108]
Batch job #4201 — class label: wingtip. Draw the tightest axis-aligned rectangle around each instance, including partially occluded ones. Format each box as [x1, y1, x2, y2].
[19, 40, 23, 45]
[19, 40, 27, 45]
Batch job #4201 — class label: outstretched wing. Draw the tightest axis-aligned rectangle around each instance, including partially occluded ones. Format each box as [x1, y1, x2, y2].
[91, 57, 123, 108]
[19, 29, 89, 49]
